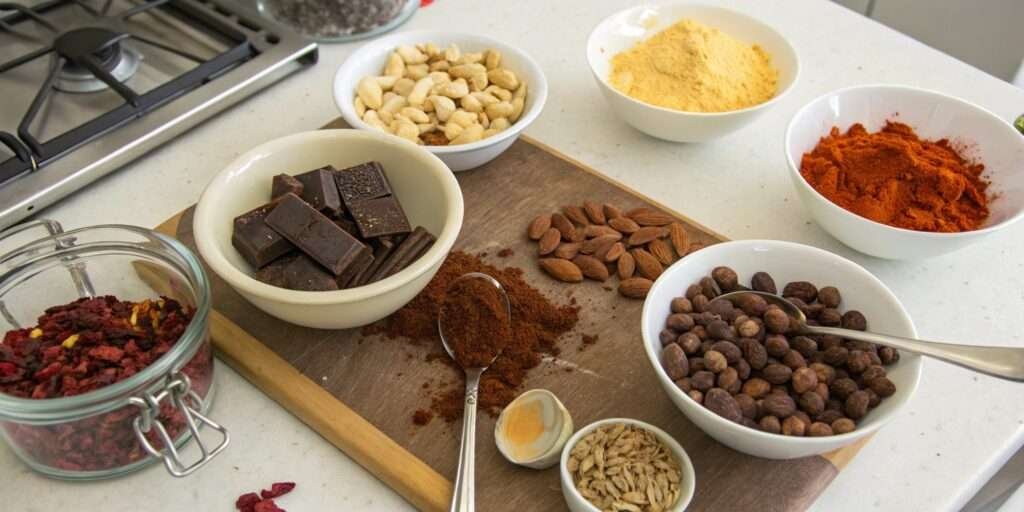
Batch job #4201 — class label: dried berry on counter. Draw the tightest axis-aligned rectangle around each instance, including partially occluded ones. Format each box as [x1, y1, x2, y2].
[0, 296, 211, 471]
[658, 268, 901, 437]
[526, 200, 707, 298]
[236, 481, 296, 512]
[365, 251, 580, 424]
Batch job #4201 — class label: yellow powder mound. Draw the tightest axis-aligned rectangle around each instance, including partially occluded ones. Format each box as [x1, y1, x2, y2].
[609, 19, 779, 113]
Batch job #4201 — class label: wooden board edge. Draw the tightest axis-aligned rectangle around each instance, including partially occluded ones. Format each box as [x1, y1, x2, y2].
[153, 211, 452, 512]
[820, 435, 871, 470]
[518, 134, 729, 242]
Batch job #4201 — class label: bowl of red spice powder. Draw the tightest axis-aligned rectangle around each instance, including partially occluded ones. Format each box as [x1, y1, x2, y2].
[785, 84, 1024, 259]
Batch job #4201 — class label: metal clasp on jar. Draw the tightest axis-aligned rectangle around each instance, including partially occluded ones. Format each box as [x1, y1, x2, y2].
[129, 372, 229, 477]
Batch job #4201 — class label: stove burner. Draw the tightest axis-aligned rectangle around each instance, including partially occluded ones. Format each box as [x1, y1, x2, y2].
[52, 27, 140, 93]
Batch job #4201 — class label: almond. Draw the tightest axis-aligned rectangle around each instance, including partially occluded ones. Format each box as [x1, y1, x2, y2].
[573, 255, 609, 282]
[627, 226, 666, 246]
[553, 242, 581, 260]
[648, 238, 675, 265]
[583, 200, 606, 225]
[632, 248, 664, 280]
[583, 225, 621, 239]
[551, 212, 575, 237]
[562, 205, 590, 226]
[528, 214, 551, 240]
[539, 258, 583, 282]
[668, 222, 689, 256]
[565, 226, 584, 243]
[600, 242, 625, 262]
[581, 234, 619, 255]
[538, 228, 560, 255]
[626, 207, 674, 226]
[608, 216, 640, 235]
[617, 252, 636, 279]
[604, 203, 624, 220]
[619, 277, 653, 299]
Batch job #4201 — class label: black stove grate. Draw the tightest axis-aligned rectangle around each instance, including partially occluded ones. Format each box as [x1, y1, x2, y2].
[0, 0, 283, 185]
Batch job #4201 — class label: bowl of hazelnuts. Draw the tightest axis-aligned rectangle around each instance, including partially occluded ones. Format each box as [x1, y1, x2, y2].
[640, 239, 923, 459]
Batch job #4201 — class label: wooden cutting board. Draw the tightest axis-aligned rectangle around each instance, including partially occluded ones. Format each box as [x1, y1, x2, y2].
[154, 134, 866, 512]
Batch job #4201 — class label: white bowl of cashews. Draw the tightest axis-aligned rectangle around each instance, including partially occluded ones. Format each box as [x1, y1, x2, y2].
[334, 30, 548, 172]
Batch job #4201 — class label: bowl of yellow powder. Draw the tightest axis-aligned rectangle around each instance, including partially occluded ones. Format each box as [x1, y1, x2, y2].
[586, 3, 799, 142]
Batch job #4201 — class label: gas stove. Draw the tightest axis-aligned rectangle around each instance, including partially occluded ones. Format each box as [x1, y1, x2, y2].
[0, 0, 317, 229]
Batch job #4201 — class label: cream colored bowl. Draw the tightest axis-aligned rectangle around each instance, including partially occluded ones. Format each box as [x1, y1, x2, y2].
[193, 129, 463, 329]
[586, 2, 799, 142]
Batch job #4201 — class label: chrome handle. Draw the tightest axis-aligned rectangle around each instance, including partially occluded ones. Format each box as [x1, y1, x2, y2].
[130, 372, 230, 477]
[808, 325, 1024, 381]
[450, 368, 483, 512]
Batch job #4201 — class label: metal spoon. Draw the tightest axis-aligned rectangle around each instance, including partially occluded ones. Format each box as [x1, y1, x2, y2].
[714, 291, 1024, 381]
[438, 272, 512, 512]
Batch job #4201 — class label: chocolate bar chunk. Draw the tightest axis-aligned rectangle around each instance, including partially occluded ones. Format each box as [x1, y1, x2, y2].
[336, 248, 374, 288]
[333, 216, 358, 236]
[348, 196, 411, 239]
[295, 166, 343, 216]
[232, 203, 295, 268]
[283, 254, 339, 291]
[369, 226, 435, 282]
[265, 194, 370, 276]
[272, 174, 304, 200]
[351, 235, 402, 287]
[253, 254, 295, 287]
[335, 161, 392, 206]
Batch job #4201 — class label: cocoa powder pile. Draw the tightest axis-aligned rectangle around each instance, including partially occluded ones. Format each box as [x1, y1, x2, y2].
[440, 276, 511, 369]
[365, 251, 579, 424]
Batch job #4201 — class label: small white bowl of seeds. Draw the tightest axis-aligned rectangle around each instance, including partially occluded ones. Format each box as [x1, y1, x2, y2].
[560, 418, 695, 512]
[334, 30, 548, 171]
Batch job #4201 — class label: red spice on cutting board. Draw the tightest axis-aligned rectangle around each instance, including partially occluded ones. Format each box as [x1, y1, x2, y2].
[366, 251, 580, 424]
[441, 276, 511, 368]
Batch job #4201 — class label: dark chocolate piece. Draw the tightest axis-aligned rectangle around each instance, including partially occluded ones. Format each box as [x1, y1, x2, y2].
[283, 254, 339, 291]
[295, 166, 343, 216]
[335, 161, 392, 206]
[232, 203, 295, 268]
[333, 216, 358, 236]
[265, 193, 370, 276]
[348, 195, 411, 239]
[272, 174, 304, 200]
[253, 254, 296, 288]
[337, 249, 374, 289]
[352, 235, 402, 287]
[369, 226, 435, 282]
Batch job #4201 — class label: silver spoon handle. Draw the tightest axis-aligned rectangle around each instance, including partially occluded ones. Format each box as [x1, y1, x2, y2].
[807, 326, 1024, 381]
[450, 369, 483, 512]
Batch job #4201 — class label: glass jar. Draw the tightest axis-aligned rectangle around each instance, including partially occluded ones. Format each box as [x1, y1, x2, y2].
[257, 0, 419, 43]
[0, 221, 228, 480]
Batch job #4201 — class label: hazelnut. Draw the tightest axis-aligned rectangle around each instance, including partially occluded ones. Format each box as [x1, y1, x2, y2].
[791, 367, 819, 394]
[782, 416, 806, 436]
[841, 310, 868, 331]
[677, 332, 702, 354]
[817, 286, 841, 308]
[847, 350, 872, 374]
[704, 350, 728, 373]
[710, 340, 742, 364]
[735, 293, 768, 316]
[816, 409, 843, 425]
[750, 272, 777, 294]
[782, 281, 818, 303]
[763, 307, 790, 334]
[798, 391, 825, 415]
[707, 298, 734, 318]
[685, 284, 702, 300]
[660, 343, 689, 380]
[704, 388, 742, 423]
[762, 393, 797, 418]
[866, 388, 881, 407]
[818, 308, 842, 326]
[711, 266, 740, 292]
[868, 377, 896, 397]
[879, 346, 900, 365]
[737, 319, 759, 338]
[735, 393, 758, 419]
[818, 334, 843, 351]
[830, 377, 859, 400]
[809, 363, 836, 385]
[717, 367, 741, 394]
[691, 325, 708, 340]
[740, 338, 768, 369]
[759, 415, 782, 434]
[689, 357, 705, 372]
[831, 418, 856, 434]
[692, 294, 709, 313]
[790, 336, 818, 358]
[688, 389, 704, 404]
[659, 329, 677, 346]
[808, 422, 834, 437]
[674, 378, 691, 392]
[823, 346, 849, 366]
[763, 363, 793, 384]
[860, 365, 886, 382]
[764, 335, 790, 358]
[691, 370, 715, 391]
[782, 349, 807, 370]
[742, 378, 771, 399]
[844, 390, 870, 419]
[670, 297, 693, 313]
[734, 359, 751, 380]
[699, 276, 720, 298]
[814, 382, 830, 402]
[707, 320, 736, 341]
[666, 313, 695, 332]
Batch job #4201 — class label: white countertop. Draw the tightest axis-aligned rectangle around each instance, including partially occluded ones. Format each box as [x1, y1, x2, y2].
[3, 0, 1023, 510]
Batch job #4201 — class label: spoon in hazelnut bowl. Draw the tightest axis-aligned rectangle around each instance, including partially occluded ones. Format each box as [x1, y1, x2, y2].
[713, 291, 1024, 381]
[438, 272, 512, 512]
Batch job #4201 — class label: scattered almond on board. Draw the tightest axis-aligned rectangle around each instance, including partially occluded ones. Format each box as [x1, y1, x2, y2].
[527, 201, 705, 298]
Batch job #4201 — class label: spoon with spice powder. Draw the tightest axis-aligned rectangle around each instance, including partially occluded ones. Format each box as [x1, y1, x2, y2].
[438, 272, 512, 512]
